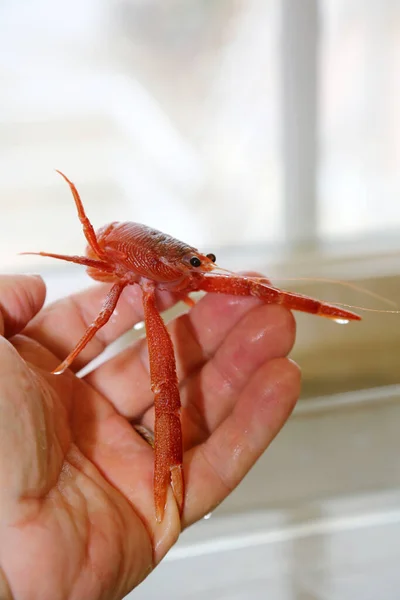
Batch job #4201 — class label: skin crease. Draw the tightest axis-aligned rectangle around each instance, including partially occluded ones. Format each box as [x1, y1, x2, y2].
[0, 274, 300, 600]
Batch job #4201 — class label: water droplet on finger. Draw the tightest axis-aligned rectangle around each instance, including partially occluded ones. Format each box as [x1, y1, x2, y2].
[334, 318, 349, 325]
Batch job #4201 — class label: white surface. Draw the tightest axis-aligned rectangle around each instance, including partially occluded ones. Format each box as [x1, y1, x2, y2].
[129, 491, 400, 599]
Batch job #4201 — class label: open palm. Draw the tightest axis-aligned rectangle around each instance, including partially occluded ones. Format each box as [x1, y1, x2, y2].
[0, 274, 300, 600]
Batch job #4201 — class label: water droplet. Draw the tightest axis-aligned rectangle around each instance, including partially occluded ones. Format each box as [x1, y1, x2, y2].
[134, 321, 145, 331]
[334, 318, 349, 325]
[203, 512, 212, 520]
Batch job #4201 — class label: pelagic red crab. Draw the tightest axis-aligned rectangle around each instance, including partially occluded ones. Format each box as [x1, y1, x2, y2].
[26, 171, 361, 522]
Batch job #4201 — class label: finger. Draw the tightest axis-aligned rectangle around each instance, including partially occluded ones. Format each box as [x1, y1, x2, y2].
[24, 282, 180, 372]
[85, 292, 263, 417]
[179, 303, 296, 447]
[0, 275, 46, 338]
[140, 303, 296, 447]
[170, 291, 263, 380]
[182, 357, 301, 527]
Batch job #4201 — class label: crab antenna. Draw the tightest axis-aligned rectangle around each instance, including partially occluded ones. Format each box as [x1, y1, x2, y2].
[55, 170, 105, 259]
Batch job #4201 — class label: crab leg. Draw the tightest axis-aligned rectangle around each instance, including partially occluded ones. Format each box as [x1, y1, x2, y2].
[20, 251, 114, 272]
[142, 284, 184, 523]
[199, 274, 361, 321]
[52, 281, 127, 374]
[55, 170, 106, 259]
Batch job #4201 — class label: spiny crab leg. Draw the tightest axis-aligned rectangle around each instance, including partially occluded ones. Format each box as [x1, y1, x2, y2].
[20, 251, 114, 272]
[142, 283, 184, 523]
[199, 273, 361, 322]
[55, 170, 106, 259]
[52, 281, 126, 374]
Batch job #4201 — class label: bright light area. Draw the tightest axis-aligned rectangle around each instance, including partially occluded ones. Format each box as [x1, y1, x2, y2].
[0, 0, 281, 272]
[319, 0, 400, 238]
[1, 0, 399, 274]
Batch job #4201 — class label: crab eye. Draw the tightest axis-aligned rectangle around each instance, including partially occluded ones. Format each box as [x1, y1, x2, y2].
[190, 256, 201, 267]
[206, 253, 216, 262]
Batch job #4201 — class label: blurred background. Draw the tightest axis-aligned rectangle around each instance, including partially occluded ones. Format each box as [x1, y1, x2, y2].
[2, 0, 400, 598]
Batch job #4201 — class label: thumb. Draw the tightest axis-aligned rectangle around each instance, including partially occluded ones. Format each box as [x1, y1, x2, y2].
[0, 274, 46, 338]
[0, 338, 52, 521]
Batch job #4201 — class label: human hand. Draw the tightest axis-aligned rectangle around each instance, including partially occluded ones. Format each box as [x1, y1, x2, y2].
[0, 274, 300, 600]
